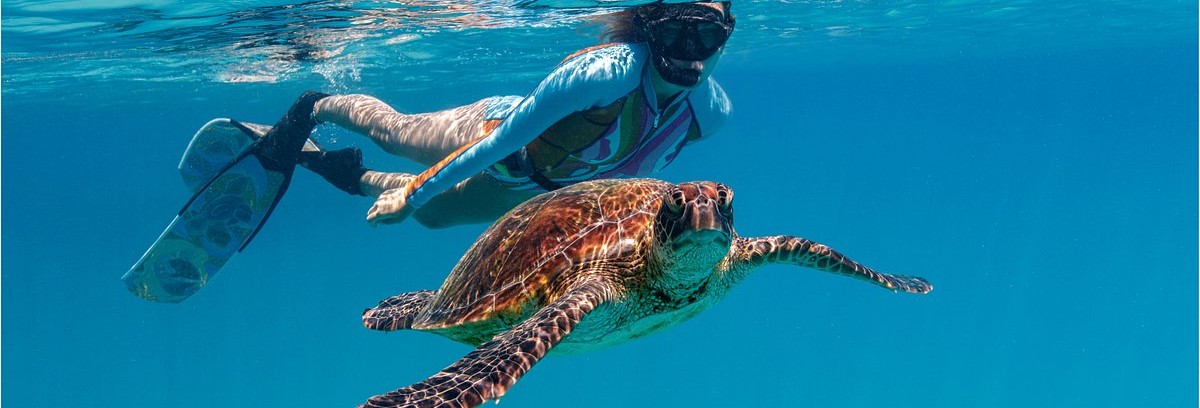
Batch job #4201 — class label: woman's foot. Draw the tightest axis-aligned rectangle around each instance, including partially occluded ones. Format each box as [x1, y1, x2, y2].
[255, 90, 330, 171]
[300, 147, 369, 196]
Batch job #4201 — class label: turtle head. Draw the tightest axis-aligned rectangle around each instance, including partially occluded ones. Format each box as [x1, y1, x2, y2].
[658, 181, 735, 253]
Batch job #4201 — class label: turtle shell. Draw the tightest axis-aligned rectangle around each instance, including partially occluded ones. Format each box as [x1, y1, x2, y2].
[411, 178, 673, 331]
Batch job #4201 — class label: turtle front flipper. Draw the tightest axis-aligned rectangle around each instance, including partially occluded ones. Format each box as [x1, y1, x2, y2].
[363, 290, 436, 331]
[360, 281, 609, 408]
[732, 236, 932, 294]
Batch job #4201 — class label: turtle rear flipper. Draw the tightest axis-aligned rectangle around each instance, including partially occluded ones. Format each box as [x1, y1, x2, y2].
[363, 290, 436, 331]
[360, 282, 607, 408]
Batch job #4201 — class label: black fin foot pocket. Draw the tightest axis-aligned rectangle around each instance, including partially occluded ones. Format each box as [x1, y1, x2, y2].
[257, 91, 331, 171]
[301, 147, 369, 196]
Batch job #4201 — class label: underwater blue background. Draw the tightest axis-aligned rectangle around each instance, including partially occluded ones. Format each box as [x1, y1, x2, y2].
[2, 1, 1196, 407]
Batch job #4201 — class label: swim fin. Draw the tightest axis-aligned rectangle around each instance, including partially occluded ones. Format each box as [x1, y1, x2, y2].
[123, 93, 325, 302]
[177, 119, 321, 193]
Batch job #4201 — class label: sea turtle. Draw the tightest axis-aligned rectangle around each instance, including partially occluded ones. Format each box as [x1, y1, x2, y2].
[359, 178, 932, 408]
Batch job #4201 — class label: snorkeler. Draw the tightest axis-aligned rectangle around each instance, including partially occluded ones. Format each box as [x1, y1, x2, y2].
[293, 1, 735, 227]
[125, 1, 736, 302]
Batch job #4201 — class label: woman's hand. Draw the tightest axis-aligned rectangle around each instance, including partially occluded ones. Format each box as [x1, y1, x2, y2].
[367, 184, 416, 225]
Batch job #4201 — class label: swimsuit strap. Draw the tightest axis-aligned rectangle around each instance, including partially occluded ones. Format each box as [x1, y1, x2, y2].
[498, 147, 565, 192]
[528, 169, 565, 192]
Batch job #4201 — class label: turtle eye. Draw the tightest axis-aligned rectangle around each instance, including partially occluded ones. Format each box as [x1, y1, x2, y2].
[715, 186, 733, 211]
[665, 190, 686, 214]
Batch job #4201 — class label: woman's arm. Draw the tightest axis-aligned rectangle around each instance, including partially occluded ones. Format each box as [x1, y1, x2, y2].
[403, 44, 647, 209]
[686, 75, 732, 142]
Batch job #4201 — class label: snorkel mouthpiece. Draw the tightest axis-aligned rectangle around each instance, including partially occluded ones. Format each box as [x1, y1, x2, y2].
[653, 56, 700, 87]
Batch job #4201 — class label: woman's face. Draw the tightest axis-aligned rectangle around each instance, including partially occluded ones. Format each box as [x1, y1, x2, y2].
[643, 2, 734, 87]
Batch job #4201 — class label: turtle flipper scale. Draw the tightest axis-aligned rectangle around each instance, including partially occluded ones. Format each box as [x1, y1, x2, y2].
[364, 290, 437, 331]
[733, 236, 932, 294]
[360, 282, 607, 408]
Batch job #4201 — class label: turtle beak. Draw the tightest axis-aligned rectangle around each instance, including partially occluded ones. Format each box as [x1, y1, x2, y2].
[677, 198, 732, 246]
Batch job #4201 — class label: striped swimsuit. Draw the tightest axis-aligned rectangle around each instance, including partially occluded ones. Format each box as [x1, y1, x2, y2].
[407, 42, 731, 208]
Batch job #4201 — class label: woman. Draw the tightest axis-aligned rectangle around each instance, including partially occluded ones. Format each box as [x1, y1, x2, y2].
[281, 1, 735, 228]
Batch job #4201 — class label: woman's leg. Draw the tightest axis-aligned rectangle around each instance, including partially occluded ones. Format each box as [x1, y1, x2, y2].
[355, 170, 537, 228]
[410, 175, 541, 229]
[358, 171, 415, 197]
[311, 93, 534, 228]
[313, 95, 494, 166]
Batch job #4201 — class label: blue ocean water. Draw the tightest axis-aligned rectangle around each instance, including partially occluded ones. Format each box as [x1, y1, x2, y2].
[2, 1, 1196, 407]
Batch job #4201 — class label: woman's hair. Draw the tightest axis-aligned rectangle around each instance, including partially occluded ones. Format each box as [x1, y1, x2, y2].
[587, 2, 731, 44]
[588, 4, 658, 43]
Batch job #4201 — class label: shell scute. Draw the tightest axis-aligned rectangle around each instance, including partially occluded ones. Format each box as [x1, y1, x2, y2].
[414, 179, 671, 330]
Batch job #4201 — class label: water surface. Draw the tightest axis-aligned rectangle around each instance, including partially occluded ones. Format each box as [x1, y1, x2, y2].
[2, 1, 1196, 407]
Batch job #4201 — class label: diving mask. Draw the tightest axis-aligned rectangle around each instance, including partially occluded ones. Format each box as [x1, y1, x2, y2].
[644, 2, 734, 61]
